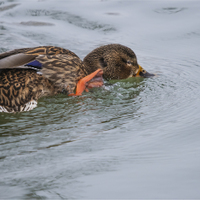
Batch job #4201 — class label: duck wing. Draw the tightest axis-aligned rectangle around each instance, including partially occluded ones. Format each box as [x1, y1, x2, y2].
[0, 46, 85, 93]
[0, 51, 37, 69]
[0, 46, 78, 70]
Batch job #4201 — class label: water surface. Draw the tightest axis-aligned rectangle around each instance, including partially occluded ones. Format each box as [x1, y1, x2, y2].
[0, 0, 200, 199]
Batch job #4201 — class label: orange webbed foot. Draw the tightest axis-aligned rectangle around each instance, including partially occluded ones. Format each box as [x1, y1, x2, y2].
[68, 69, 103, 96]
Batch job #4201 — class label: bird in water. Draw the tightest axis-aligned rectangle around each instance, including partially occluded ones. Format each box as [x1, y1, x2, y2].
[0, 44, 153, 113]
[0, 46, 103, 113]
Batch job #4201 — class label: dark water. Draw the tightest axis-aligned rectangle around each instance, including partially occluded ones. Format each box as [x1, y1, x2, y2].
[0, 0, 200, 199]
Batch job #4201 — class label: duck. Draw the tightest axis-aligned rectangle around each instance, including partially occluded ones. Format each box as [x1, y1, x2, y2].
[0, 44, 153, 113]
[83, 44, 154, 80]
[0, 46, 103, 113]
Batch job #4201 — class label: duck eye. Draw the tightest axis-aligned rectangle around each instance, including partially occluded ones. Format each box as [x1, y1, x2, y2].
[142, 69, 146, 73]
[127, 61, 131, 64]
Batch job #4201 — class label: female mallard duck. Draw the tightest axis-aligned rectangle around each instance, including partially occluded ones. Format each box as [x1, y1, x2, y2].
[0, 46, 103, 113]
[84, 44, 154, 80]
[0, 44, 153, 113]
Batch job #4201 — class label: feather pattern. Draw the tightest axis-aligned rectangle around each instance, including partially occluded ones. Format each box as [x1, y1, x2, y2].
[83, 44, 154, 79]
[0, 44, 153, 113]
[0, 46, 86, 112]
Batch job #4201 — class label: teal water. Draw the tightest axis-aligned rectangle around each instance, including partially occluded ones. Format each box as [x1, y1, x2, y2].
[0, 0, 200, 199]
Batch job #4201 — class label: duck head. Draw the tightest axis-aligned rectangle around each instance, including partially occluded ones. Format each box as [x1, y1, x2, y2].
[83, 44, 154, 80]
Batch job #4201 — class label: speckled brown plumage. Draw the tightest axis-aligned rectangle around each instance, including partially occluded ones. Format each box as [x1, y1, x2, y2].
[84, 44, 153, 80]
[0, 44, 153, 113]
[0, 46, 86, 112]
[0, 68, 54, 112]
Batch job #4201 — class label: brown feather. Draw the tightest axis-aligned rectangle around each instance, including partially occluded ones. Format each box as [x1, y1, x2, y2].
[0, 46, 86, 112]
[0, 68, 55, 112]
[83, 44, 139, 80]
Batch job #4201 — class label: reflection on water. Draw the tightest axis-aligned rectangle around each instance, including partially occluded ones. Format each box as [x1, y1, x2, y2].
[19, 21, 54, 26]
[5, 8, 116, 32]
[155, 7, 187, 14]
[0, 0, 200, 199]
[0, 3, 18, 12]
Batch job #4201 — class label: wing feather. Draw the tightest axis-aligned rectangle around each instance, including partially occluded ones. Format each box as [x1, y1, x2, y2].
[0, 46, 85, 94]
[0, 53, 36, 69]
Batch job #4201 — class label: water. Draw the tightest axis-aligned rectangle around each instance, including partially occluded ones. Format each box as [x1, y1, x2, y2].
[0, 0, 200, 199]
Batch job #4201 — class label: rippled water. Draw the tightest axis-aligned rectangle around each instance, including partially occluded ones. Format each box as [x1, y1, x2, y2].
[1, 0, 200, 199]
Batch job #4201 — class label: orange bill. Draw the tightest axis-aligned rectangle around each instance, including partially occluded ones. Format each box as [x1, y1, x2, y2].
[135, 65, 155, 78]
